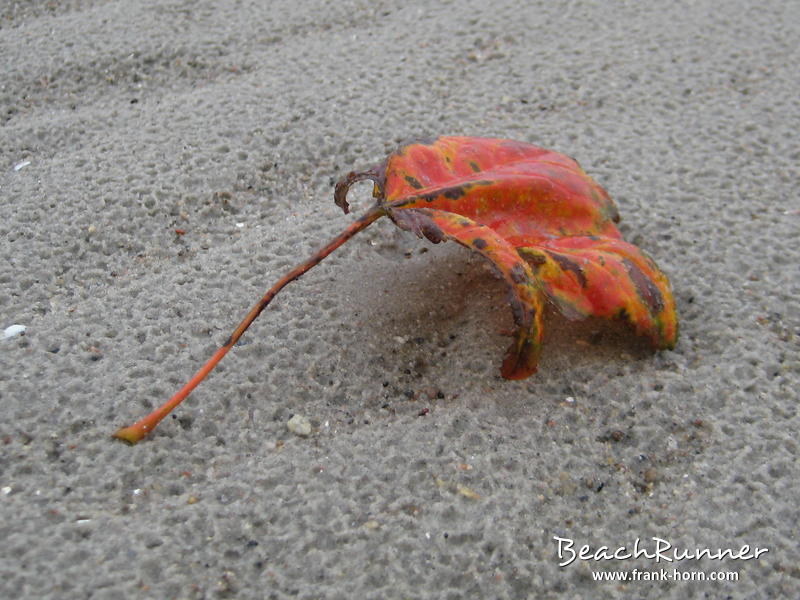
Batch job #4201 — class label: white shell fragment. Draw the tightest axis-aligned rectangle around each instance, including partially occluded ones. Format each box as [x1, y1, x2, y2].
[287, 414, 312, 437]
[3, 324, 27, 339]
[13, 160, 31, 171]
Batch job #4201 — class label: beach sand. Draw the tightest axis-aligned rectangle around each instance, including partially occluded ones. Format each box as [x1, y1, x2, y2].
[1, 1, 798, 598]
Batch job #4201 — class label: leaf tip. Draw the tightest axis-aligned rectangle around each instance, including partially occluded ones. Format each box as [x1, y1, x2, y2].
[500, 336, 542, 380]
[333, 163, 387, 215]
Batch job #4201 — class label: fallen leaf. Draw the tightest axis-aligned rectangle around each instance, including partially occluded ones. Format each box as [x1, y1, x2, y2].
[114, 137, 678, 443]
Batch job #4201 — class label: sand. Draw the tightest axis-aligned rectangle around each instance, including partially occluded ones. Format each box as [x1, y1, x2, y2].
[1, 1, 798, 598]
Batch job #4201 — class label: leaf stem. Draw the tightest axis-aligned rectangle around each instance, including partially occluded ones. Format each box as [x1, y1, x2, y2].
[113, 205, 385, 444]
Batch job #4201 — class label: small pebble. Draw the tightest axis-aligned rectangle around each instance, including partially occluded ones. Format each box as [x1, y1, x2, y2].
[4, 324, 26, 339]
[456, 484, 481, 500]
[643, 468, 659, 484]
[287, 414, 312, 437]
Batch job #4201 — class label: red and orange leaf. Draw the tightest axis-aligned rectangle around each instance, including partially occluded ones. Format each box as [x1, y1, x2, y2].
[115, 136, 678, 443]
[336, 135, 677, 364]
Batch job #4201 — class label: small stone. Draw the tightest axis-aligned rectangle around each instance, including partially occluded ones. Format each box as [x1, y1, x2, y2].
[643, 468, 658, 484]
[3, 324, 26, 339]
[287, 414, 312, 437]
[456, 484, 481, 500]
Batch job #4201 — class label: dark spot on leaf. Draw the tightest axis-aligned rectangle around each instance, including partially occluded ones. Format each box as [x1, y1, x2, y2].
[417, 185, 468, 202]
[623, 259, 664, 314]
[509, 263, 529, 284]
[519, 248, 547, 266]
[469, 161, 481, 173]
[405, 175, 423, 189]
[473, 238, 488, 250]
[442, 186, 467, 200]
[422, 223, 445, 243]
[547, 251, 587, 288]
[508, 296, 525, 325]
[390, 208, 444, 243]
